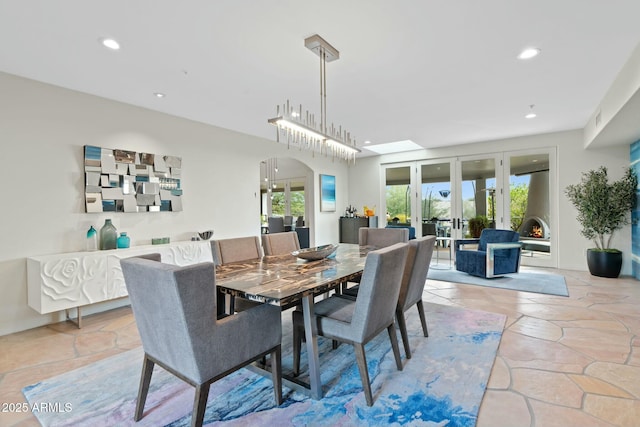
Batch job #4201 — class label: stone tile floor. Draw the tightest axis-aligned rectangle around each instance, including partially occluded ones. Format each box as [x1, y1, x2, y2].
[1, 266, 638, 426]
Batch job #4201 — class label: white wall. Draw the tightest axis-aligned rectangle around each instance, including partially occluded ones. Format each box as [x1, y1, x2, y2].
[349, 130, 633, 274]
[0, 72, 349, 335]
[584, 42, 640, 148]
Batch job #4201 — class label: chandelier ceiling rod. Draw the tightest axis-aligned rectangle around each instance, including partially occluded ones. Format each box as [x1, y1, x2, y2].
[320, 44, 326, 134]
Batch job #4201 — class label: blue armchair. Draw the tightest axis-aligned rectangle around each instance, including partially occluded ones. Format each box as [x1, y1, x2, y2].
[454, 229, 522, 278]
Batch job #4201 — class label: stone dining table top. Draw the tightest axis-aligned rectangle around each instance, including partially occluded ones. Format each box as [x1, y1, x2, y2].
[215, 243, 370, 308]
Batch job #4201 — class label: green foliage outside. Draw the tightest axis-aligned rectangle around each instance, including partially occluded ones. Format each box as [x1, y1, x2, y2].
[271, 190, 305, 217]
[565, 166, 637, 250]
[271, 192, 285, 216]
[468, 215, 489, 237]
[386, 185, 411, 223]
[486, 183, 529, 232]
[289, 190, 305, 217]
[509, 184, 529, 232]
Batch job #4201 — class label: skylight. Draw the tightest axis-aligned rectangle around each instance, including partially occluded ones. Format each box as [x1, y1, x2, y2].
[363, 140, 424, 155]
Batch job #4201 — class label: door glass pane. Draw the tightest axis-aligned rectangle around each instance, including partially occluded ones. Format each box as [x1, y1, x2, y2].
[461, 158, 496, 237]
[510, 153, 551, 260]
[385, 166, 411, 225]
[420, 162, 451, 237]
[271, 181, 285, 216]
[290, 179, 305, 218]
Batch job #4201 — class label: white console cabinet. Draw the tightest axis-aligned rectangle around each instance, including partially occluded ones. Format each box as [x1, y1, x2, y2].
[27, 241, 213, 324]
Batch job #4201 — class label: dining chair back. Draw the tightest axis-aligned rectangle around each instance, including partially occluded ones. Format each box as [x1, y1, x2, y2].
[340, 227, 410, 297]
[268, 217, 285, 233]
[261, 231, 300, 256]
[210, 236, 264, 313]
[358, 227, 409, 248]
[210, 236, 263, 266]
[120, 256, 282, 427]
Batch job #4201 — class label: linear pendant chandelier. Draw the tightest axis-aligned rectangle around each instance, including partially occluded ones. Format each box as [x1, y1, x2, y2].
[268, 34, 361, 163]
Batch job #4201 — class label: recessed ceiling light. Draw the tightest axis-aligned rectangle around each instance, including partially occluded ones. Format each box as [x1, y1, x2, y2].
[525, 104, 536, 119]
[101, 38, 120, 50]
[518, 47, 540, 60]
[154, 92, 165, 98]
[364, 140, 371, 144]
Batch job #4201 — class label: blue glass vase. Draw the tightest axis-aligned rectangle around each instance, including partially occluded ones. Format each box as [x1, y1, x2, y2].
[117, 232, 130, 249]
[86, 226, 98, 251]
[99, 219, 117, 250]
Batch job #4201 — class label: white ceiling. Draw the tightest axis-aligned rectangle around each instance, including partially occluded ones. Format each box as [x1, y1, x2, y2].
[2, 1, 640, 157]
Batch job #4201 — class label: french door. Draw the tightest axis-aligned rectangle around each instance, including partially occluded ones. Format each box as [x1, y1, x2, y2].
[416, 155, 503, 261]
[503, 149, 556, 267]
[381, 149, 555, 267]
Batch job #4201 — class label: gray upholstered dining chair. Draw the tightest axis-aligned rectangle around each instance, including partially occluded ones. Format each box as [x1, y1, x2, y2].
[210, 236, 264, 314]
[120, 256, 282, 427]
[268, 217, 285, 233]
[341, 227, 409, 297]
[358, 227, 409, 248]
[261, 231, 300, 256]
[395, 235, 436, 359]
[291, 242, 409, 406]
[339, 236, 436, 359]
[210, 236, 263, 265]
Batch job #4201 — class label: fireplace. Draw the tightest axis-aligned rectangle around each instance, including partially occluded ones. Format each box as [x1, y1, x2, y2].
[519, 216, 550, 239]
[519, 216, 550, 252]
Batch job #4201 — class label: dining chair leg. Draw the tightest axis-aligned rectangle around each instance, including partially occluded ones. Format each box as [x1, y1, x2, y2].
[387, 324, 403, 371]
[416, 300, 429, 337]
[354, 343, 373, 406]
[192, 382, 211, 427]
[292, 321, 302, 376]
[271, 346, 283, 405]
[395, 308, 412, 359]
[135, 355, 155, 421]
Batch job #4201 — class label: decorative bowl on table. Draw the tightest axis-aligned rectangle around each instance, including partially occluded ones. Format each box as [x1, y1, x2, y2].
[292, 244, 338, 261]
[198, 230, 214, 240]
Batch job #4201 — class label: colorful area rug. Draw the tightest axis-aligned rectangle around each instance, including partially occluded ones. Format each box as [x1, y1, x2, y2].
[428, 269, 568, 297]
[23, 302, 505, 426]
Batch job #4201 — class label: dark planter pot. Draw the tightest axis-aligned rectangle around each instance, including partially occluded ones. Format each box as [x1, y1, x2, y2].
[586, 249, 622, 278]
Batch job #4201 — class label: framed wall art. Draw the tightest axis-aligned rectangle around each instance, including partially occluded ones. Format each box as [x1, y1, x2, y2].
[320, 174, 336, 212]
[84, 145, 183, 213]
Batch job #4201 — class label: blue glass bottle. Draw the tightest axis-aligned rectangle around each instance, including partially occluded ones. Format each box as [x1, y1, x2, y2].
[99, 219, 117, 250]
[117, 232, 130, 249]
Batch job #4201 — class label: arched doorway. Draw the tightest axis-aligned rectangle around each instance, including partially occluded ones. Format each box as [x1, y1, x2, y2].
[260, 157, 314, 247]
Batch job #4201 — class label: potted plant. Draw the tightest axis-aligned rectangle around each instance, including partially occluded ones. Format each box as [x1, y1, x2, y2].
[468, 215, 489, 238]
[565, 166, 637, 278]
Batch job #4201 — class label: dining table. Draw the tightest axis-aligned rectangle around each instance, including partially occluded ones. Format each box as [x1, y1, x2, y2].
[214, 243, 370, 399]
